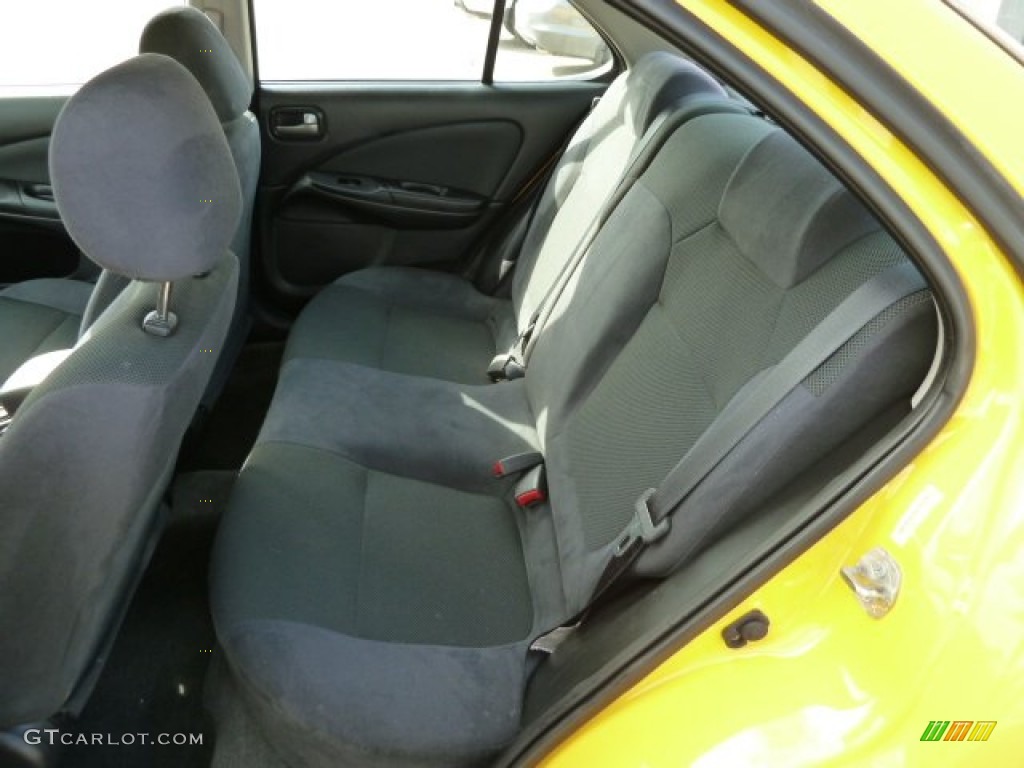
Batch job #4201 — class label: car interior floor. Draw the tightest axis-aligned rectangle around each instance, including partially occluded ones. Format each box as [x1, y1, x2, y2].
[178, 341, 286, 473]
[56, 339, 283, 768]
[57, 473, 231, 768]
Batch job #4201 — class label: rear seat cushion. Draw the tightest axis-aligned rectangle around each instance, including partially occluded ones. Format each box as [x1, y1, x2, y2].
[0, 278, 91, 384]
[284, 267, 515, 385]
[212, 441, 536, 766]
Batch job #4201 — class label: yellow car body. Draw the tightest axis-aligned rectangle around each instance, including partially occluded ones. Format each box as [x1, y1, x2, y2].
[546, 1, 1024, 765]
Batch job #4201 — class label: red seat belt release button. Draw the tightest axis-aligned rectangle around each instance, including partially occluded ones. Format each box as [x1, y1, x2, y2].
[515, 487, 547, 508]
[514, 464, 547, 509]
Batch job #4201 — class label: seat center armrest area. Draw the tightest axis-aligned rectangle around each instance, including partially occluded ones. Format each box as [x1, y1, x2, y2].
[260, 358, 539, 493]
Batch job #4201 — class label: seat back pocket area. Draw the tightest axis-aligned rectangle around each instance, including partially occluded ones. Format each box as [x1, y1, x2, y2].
[208, 57, 938, 768]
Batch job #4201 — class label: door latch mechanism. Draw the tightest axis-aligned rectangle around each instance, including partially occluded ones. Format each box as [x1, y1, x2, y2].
[722, 609, 770, 649]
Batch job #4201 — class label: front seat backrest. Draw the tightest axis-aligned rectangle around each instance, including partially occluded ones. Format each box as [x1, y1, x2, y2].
[0, 53, 241, 728]
[139, 7, 258, 404]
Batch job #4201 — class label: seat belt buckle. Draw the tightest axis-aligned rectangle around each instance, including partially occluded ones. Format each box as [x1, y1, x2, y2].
[614, 488, 670, 555]
[493, 451, 544, 478]
[503, 356, 526, 381]
[489, 316, 538, 382]
[487, 353, 510, 382]
[514, 464, 547, 508]
[487, 352, 526, 383]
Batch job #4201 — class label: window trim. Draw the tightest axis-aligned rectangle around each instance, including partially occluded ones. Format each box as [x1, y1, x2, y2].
[482, 0, 506, 84]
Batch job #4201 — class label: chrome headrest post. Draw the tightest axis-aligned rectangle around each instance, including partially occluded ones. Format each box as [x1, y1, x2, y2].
[143, 281, 178, 337]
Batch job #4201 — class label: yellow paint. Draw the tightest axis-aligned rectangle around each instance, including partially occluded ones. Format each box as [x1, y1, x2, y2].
[818, 0, 1024, 196]
[543, 2, 1024, 766]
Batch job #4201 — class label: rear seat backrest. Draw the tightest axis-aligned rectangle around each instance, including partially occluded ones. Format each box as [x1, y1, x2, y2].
[509, 53, 730, 334]
[528, 116, 936, 612]
[526, 114, 774, 435]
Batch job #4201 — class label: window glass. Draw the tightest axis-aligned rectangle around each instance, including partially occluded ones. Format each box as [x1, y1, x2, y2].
[253, 0, 611, 82]
[255, 0, 490, 81]
[493, 0, 612, 81]
[0, 0, 189, 93]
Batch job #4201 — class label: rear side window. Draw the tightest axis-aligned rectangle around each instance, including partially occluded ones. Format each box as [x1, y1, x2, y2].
[252, 0, 612, 82]
[0, 0, 188, 92]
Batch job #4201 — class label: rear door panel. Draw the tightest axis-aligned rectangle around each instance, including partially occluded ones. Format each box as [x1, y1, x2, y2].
[256, 82, 604, 303]
[0, 96, 63, 183]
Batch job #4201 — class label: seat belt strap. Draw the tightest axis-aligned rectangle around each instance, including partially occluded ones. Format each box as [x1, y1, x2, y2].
[642, 261, 925, 532]
[477, 99, 603, 295]
[531, 262, 927, 651]
[489, 98, 746, 382]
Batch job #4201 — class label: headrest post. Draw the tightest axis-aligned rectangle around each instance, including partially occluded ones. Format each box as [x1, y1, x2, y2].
[143, 281, 179, 337]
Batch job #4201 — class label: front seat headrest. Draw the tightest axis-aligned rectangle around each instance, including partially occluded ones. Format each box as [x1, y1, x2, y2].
[49, 54, 242, 283]
[139, 6, 252, 123]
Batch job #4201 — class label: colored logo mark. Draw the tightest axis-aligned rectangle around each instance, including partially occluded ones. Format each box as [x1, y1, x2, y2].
[920, 720, 996, 742]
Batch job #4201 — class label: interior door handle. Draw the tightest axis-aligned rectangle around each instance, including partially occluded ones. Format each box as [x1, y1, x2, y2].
[0, 179, 63, 228]
[270, 108, 324, 140]
[25, 183, 54, 201]
[276, 120, 318, 137]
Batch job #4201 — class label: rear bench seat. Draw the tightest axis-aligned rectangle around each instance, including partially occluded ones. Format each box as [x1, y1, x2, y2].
[283, 52, 740, 384]
[210, 62, 938, 768]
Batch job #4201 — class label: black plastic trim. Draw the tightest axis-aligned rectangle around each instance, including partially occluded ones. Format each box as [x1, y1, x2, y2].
[246, 0, 261, 89]
[496, 1, 977, 764]
[482, 0, 507, 84]
[302, 172, 485, 228]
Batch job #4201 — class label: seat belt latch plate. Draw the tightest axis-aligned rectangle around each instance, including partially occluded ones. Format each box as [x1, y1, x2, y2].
[615, 488, 670, 555]
[530, 621, 581, 655]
